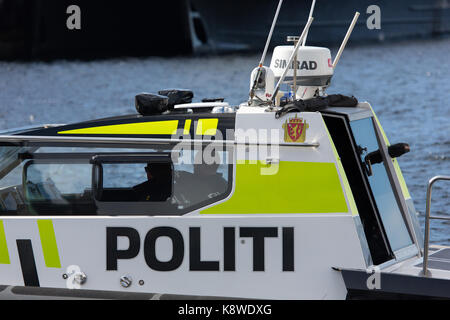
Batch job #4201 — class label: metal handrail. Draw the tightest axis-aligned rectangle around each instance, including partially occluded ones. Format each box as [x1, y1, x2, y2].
[422, 175, 450, 277]
[0, 135, 320, 148]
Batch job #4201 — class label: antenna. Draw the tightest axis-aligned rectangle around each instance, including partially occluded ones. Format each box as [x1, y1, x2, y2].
[332, 12, 360, 69]
[302, 0, 316, 46]
[249, 0, 284, 104]
[272, 16, 314, 104]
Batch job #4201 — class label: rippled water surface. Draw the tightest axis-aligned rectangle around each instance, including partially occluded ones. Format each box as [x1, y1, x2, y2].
[0, 37, 449, 244]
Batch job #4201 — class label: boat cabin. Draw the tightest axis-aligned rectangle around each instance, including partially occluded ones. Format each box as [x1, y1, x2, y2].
[1, 91, 445, 299]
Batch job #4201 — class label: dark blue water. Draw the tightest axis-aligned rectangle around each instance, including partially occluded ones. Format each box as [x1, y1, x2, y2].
[0, 37, 448, 244]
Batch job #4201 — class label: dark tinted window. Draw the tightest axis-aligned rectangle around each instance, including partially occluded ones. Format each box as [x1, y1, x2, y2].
[350, 118, 412, 251]
[0, 146, 232, 216]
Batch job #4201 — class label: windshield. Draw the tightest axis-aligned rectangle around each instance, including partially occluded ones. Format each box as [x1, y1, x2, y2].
[350, 118, 412, 252]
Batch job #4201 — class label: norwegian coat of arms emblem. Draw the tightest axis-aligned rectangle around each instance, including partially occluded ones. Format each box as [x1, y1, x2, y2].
[282, 115, 309, 143]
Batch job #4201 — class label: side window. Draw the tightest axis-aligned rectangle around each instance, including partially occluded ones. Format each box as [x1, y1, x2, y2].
[0, 146, 233, 216]
[93, 157, 173, 203]
[94, 149, 232, 215]
[172, 150, 230, 211]
[25, 162, 92, 201]
[23, 161, 95, 215]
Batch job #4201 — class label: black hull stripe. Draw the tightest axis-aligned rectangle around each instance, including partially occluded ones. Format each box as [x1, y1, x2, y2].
[16, 240, 40, 287]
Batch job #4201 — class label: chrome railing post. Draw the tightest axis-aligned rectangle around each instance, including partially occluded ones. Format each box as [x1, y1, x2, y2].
[422, 176, 450, 277]
[422, 177, 435, 276]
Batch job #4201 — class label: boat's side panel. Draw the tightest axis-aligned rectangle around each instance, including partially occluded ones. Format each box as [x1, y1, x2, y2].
[0, 216, 366, 299]
[0, 109, 370, 299]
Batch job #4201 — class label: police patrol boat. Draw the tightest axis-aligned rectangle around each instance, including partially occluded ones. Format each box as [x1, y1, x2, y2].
[0, 2, 449, 300]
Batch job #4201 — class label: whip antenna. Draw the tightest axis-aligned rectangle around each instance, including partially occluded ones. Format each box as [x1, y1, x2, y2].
[302, 0, 316, 46]
[272, 16, 314, 104]
[249, 0, 284, 104]
[333, 12, 360, 69]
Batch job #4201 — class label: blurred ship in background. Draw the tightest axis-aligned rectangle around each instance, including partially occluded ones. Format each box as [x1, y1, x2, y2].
[191, 0, 450, 52]
[0, 0, 449, 59]
[0, 0, 192, 59]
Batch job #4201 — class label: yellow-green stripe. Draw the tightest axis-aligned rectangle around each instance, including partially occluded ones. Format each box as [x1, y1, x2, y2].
[196, 119, 218, 136]
[58, 120, 179, 135]
[184, 119, 192, 135]
[37, 220, 61, 268]
[201, 161, 348, 214]
[0, 220, 10, 264]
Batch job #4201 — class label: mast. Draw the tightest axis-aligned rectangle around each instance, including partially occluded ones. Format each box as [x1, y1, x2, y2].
[301, 0, 316, 46]
[272, 16, 314, 104]
[249, 0, 284, 105]
[333, 12, 360, 69]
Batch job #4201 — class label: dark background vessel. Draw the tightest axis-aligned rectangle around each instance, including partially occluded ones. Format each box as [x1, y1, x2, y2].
[0, 0, 449, 59]
[0, 0, 193, 59]
[191, 0, 450, 52]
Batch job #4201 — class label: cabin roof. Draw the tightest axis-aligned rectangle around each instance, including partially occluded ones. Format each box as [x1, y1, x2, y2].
[10, 112, 236, 139]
